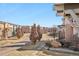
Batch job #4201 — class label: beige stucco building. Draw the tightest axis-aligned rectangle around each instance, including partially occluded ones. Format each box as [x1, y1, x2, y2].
[0, 21, 19, 39]
[54, 3, 79, 42]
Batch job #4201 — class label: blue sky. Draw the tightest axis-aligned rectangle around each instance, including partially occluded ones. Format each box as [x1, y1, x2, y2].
[0, 3, 62, 27]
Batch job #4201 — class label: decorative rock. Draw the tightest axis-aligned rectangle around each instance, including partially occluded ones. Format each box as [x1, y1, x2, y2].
[50, 40, 62, 48]
[34, 41, 46, 50]
[18, 41, 46, 50]
[43, 46, 49, 50]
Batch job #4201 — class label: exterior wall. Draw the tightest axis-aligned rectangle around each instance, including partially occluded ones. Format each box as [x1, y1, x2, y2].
[76, 28, 79, 37]
[64, 3, 79, 10]
[54, 4, 79, 16]
[64, 16, 73, 42]
[54, 4, 64, 11]
[0, 21, 20, 39]
[65, 24, 73, 42]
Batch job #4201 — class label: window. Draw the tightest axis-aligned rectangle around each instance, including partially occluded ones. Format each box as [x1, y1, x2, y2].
[57, 10, 63, 13]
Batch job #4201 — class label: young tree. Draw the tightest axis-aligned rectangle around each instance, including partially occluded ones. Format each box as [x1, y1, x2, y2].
[30, 24, 39, 44]
[16, 27, 23, 38]
[37, 25, 42, 41]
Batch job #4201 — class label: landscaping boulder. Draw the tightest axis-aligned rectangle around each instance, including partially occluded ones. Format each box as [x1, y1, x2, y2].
[50, 40, 62, 48]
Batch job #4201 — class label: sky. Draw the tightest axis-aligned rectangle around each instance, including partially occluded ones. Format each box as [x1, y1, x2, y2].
[0, 3, 62, 27]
